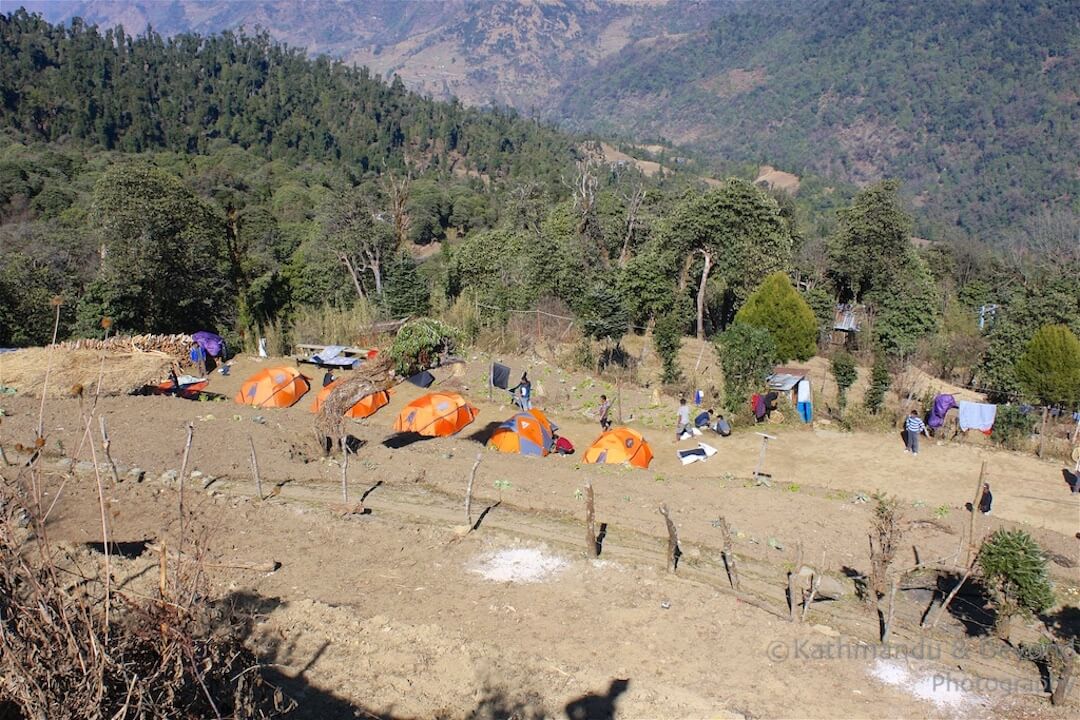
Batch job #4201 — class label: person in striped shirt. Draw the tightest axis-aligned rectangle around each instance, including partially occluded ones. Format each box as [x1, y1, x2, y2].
[904, 410, 929, 454]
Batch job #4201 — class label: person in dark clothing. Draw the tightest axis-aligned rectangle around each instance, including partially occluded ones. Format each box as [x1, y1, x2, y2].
[323, 369, 335, 387]
[511, 372, 532, 411]
[978, 483, 993, 515]
[695, 408, 713, 428]
[763, 391, 779, 416]
[598, 394, 612, 431]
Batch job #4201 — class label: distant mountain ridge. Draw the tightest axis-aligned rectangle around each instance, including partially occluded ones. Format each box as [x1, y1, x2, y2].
[15, 0, 1079, 240]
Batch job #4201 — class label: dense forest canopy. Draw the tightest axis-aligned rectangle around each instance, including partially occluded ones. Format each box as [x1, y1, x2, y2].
[1, 11, 1078, 408]
[557, 0, 1080, 242]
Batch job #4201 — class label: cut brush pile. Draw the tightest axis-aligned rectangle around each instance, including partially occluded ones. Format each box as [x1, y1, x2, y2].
[0, 476, 291, 719]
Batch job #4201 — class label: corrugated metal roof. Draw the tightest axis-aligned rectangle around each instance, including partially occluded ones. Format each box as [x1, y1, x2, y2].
[766, 373, 803, 392]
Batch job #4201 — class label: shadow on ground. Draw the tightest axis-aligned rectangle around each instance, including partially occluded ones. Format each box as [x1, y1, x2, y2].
[218, 591, 631, 720]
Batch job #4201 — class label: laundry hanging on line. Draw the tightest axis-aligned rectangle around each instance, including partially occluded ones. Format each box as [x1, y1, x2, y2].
[958, 401, 997, 433]
[929, 394, 957, 428]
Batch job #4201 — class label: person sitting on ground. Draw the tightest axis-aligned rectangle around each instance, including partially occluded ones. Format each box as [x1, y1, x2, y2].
[323, 369, 335, 388]
[904, 410, 930, 455]
[695, 407, 713, 429]
[551, 432, 575, 455]
[675, 397, 691, 441]
[598, 394, 613, 431]
[712, 413, 732, 437]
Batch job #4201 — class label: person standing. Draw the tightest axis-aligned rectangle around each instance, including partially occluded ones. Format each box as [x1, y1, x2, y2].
[904, 410, 929, 455]
[796, 378, 812, 423]
[511, 372, 532, 411]
[676, 397, 691, 441]
[598, 394, 613, 431]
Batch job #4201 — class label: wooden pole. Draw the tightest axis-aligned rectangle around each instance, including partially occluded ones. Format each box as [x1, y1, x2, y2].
[248, 436, 263, 500]
[966, 461, 987, 567]
[802, 569, 821, 623]
[717, 516, 740, 590]
[928, 565, 973, 630]
[99, 415, 120, 485]
[340, 438, 349, 503]
[465, 452, 482, 526]
[177, 422, 193, 568]
[159, 541, 168, 600]
[1038, 406, 1049, 458]
[585, 479, 598, 558]
[617, 376, 623, 424]
[882, 575, 900, 643]
[658, 503, 680, 573]
[1052, 645, 1076, 707]
[788, 542, 804, 622]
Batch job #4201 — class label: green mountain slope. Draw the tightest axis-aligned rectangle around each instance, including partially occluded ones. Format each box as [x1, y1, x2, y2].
[0, 9, 578, 182]
[556, 0, 1080, 240]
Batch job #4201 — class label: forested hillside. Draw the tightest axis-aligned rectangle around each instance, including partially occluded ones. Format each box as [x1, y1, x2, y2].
[558, 0, 1080, 240]
[1, 12, 1077, 407]
[0, 10, 577, 179]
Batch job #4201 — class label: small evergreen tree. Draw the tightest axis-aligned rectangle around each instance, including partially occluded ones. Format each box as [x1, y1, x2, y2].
[653, 304, 687, 385]
[715, 322, 778, 413]
[734, 272, 818, 361]
[1014, 324, 1080, 407]
[863, 352, 891, 413]
[582, 281, 629, 346]
[978, 529, 1055, 641]
[801, 286, 834, 341]
[831, 351, 858, 409]
[382, 252, 430, 318]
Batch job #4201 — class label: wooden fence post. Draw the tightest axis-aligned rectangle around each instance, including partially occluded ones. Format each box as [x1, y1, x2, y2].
[585, 479, 598, 558]
[248, 436, 263, 500]
[717, 516, 740, 590]
[658, 503, 680, 573]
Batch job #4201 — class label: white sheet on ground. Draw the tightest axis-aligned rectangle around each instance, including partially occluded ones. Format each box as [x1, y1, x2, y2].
[678, 442, 719, 465]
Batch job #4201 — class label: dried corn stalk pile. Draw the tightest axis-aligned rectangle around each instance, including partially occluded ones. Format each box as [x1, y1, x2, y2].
[57, 333, 193, 356]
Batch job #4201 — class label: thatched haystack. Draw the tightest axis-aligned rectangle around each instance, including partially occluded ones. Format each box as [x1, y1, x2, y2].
[0, 347, 175, 398]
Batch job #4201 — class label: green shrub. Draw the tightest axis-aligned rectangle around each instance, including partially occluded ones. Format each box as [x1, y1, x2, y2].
[863, 353, 890, 413]
[831, 352, 858, 409]
[715, 322, 778, 413]
[734, 272, 818, 361]
[1014, 324, 1080, 407]
[990, 405, 1036, 450]
[388, 318, 464, 375]
[978, 529, 1054, 641]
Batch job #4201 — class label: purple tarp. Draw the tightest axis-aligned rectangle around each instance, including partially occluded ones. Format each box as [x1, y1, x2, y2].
[191, 330, 225, 357]
[928, 393, 956, 428]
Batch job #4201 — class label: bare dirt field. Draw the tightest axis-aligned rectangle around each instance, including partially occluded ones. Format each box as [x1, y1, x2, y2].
[2, 350, 1077, 719]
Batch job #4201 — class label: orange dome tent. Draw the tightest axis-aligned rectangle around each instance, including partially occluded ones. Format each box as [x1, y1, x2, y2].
[309, 380, 391, 418]
[583, 427, 653, 469]
[489, 411, 554, 457]
[235, 366, 309, 409]
[393, 392, 478, 437]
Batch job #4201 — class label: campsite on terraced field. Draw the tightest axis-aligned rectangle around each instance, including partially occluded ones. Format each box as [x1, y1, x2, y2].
[1, 4, 1079, 719]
